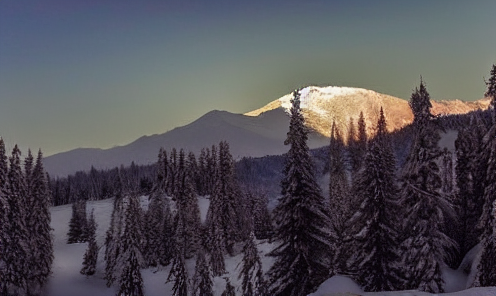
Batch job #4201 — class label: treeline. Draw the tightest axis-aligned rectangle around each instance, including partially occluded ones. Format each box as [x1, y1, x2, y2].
[0, 142, 53, 296]
[66, 142, 273, 295]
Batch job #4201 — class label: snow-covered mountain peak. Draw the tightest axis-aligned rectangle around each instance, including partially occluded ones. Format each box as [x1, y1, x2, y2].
[278, 86, 369, 115]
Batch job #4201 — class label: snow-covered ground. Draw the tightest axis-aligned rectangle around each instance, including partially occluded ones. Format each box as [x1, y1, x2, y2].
[46, 197, 495, 296]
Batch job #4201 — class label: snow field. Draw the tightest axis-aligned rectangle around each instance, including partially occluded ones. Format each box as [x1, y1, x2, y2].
[47, 196, 495, 296]
[47, 196, 275, 296]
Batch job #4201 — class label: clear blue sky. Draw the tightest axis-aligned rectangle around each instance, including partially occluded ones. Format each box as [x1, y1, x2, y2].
[1, 0, 495, 156]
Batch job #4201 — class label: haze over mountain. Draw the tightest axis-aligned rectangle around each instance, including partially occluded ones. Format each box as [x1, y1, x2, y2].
[44, 86, 490, 177]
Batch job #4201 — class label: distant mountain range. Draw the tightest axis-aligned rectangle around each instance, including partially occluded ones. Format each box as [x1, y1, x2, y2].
[44, 86, 490, 177]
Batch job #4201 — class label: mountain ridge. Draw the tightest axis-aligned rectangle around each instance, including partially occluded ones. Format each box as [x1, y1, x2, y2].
[44, 86, 490, 177]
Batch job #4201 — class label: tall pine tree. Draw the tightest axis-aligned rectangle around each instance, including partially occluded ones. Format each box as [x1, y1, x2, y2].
[0, 138, 9, 295]
[105, 180, 125, 287]
[81, 210, 98, 276]
[328, 121, 353, 273]
[398, 80, 456, 293]
[473, 63, 496, 286]
[27, 150, 54, 294]
[266, 89, 333, 296]
[117, 194, 145, 296]
[347, 107, 403, 291]
[4, 145, 30, 295]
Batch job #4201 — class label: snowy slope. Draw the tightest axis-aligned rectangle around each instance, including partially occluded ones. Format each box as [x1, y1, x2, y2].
[47, 197, 276, 296]
[47, 197, 496, 296]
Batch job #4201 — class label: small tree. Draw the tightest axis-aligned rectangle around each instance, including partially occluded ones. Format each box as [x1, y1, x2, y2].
[117, 195, 144, 296]
[105, 187, 125, 287]
[67, 199, 88, 244]
[81, 210, 98, 276]
[167, 217, 189, 296]
[239, 232, 266, 296]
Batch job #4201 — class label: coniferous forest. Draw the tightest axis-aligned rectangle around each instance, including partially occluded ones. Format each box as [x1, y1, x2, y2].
[1, 65, 496, 295]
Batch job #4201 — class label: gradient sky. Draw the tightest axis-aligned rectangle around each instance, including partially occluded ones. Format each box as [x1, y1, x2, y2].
[1, 0, 495, 156]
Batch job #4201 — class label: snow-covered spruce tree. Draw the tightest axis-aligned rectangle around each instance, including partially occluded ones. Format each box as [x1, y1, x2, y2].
[152, 148, 168, 196]
[105, 184, 125, 287]
[4, 145, 29, 295]
[143, 193, 166, 267]
[159, 201, 174, 266]
[328, 121, 352, 273]
[206, 145, 217, 195]
[238, 232, 266, 296]
[0, 138, 9, 295]
[348, 112, 367, 178]
[206, 195, 227, 276]
[398, 80, 456, 293]
[441, 148, 454, 195]
[168, 148, 178, 197]
[81, 210, 98, 276]
[266, 89, 333, 296]
[26, 150, 54, 294]
[167, 217, 189, 296]
[248, 190, 273, 240]
[216, 141, 242, 255]
[193, 249, 213, 296]
[182, 150, 202, 259]
[67, 198, 88, 243]
[117, 194, 145, 296]
[486, 63, 496, 109]
[473, 64, 496, 287]
[453, 120, 485, 263]
[347, 107, 403, 291]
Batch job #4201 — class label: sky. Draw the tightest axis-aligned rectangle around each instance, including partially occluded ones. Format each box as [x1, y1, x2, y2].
[1, 0, 495, 156]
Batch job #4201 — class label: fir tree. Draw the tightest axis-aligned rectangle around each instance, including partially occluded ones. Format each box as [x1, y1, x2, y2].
[159, 202, 174, 266]
[193, 249, 213, 296]
[167, 217, 189, 296]
[348, 112, 367, 177]
[117, 194, 145, 296]
[266, 89, 333, 296]
[473, 65, 496, 286]
[0, 138, 9, 295]
[81, 210, 98, 276]
[4, 145, 29, 295]
[67, 198, 88, 243]
[105, 184, 125, 287]
[26, 150, 54, 294]
[398, 80, 456, 293]
[239, 232, 266, 296]
[215, 141, 241, 255]
[485, 64, 496, 107]
[453, 121, 484, 263]
[143, 193, 166, 267]
[249, 191, 273, 240]
[328, 121, 352, 273]
[348, 107, 403, 291]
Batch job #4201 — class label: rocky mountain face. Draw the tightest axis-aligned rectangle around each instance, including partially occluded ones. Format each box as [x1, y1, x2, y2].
[246, 86, 490, 141]
[44, 86, 490, 176]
